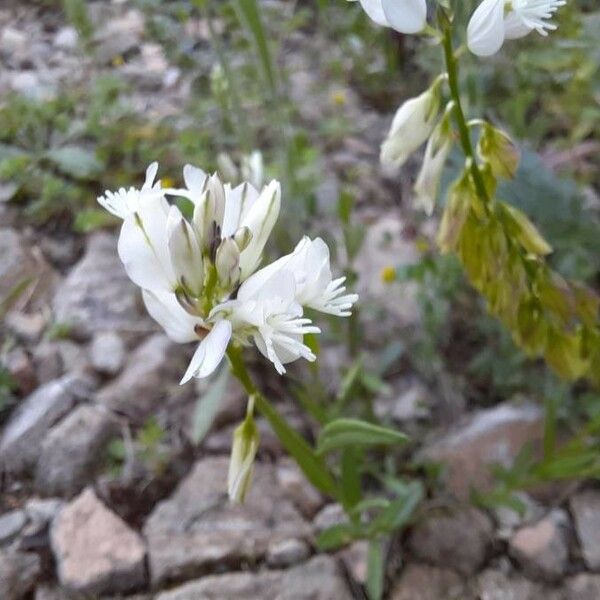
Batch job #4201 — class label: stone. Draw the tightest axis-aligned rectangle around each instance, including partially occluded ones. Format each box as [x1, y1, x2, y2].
[408, 507, 493, 576]
[5, 346, 37, 395]
[354, 216, 421, 334]
[156, 555, 350, 600]
[32, 341, 64, 384]
[5, 311, 46, 343]
[0, 548, 41, 600]
[94, 9, 144, 64]
[52, 232, 147, 339]
[338, 540, 369, 585]
[0, 373, 93, 474]
[314, 503, 347, 533]
[51, 488, 146, 595]
[34, 585, 70, 600]
[0, 509, 27, 545]
[508, 513, 568, 581]
[143, 457, 312, 586]
[97, 334, 183, 423]
[493, 492, 544, 539]
[90, 331, 126, 375]
[266, 537, 311, 567]
[565, 574, 600, 600]
[375, 378, 431, 423]
[389, 563, 468, 600]
[477, 569, 544, 600]
[570, 489, 600, 570]
[0, 27, 27, 54]
[53, 26, 78, 50]
[418, 402, 544, 500]
[25, 498, 64, 530]
[276, 458, 325, 518]
[35, 404, 117, 497]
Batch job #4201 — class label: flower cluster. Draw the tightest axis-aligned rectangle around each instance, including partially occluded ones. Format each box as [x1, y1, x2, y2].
[98, 163, 358, 384]
[353, 0, 566, 57]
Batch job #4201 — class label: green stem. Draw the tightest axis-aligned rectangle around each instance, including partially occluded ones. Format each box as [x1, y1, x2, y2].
[226, 345, 338, 496]
[442, 26, 490, 208]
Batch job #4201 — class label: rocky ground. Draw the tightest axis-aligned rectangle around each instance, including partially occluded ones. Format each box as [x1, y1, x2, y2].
[2, 2, 600, 599]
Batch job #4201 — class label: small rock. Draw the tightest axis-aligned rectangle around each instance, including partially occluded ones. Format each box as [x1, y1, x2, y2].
[53, 26, 78, 50]
[338, 540, 369, 585]
[97, 334, 183, 423]
[25, 498, 64, 530]
[418, 402, 544, 500]
[52, 232, 148, 339]
[51, 488, 146, 595]
[0, 509, 27, 545]
[375, 378, 431, 423]
[566, 573, 600, 600]
[0, 373, 94, 474]
[276, 458, 325, 518]
[9, 71, 54, 100]
[143, 457, 311, 586]
[0, 547, 41, 600]
[494, 492, 544, 539]
[5, 311, 46, 343]
[32, 341, 64, 384]
[509, 513, 569, 581]
[5, 346, 37, 395]
[90, 331, 126, 375]
[0, 27, 27, 54]
[477, 569, 544, 600]
[34, 585, 70, 600]
[389, 563, 468, 600]
[314, 503, 347, 534]
[94, 9, 144, 64]
[35, 404, 117, 497]
[266, 537, 311, 567]
[570, 489, 600, 570]
[408, 507, 493, 576]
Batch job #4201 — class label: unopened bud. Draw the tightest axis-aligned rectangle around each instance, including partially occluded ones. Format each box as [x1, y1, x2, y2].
[477, 123, 520, 180]
[228, 400, 259, 504]
[216, 237, 241, 289]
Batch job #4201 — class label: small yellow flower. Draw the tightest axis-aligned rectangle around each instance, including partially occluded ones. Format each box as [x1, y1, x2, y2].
[331, 90, 346, 106]
[161, 176, 175, 189]
[381, 266, 396, 283]
[112, 55, 125, 67]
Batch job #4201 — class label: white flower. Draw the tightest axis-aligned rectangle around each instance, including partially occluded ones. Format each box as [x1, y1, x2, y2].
[99, 161, 358, 383]
[467, 0, 566, 57]
[413, 114, 453, 215]
[355, 0, 427, 34]
[97, 162, 164, 219]
[381, 83, 441, 168]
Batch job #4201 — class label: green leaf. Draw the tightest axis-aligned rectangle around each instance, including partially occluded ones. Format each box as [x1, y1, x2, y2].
[46, 145, 103, 180]
[254, 394, 336, 495]
[317, 419, 409, 455]
[368, 481, 423, 536]
[340, 447, 362, 511]
[73, 209, 117, 233]
[0, 276, 36, 319]
[192, 366, 230, 443]
[366, 539, 385, 600]
[316, 523, 359, 551]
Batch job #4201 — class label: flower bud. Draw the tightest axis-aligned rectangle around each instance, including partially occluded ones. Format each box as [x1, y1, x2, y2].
[228, 405, 260, 504]
[413, 107, 454, 215]
[233, 226, 253, 252]
[477, 123, 520, 180]
[167, 205, 204, 297]
[380, 78, 442, 168]
[193, 174, 226, 249]
[216, 237, 241, 289]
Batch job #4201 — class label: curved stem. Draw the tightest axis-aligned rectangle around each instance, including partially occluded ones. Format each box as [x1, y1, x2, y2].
[226, 345, 338, 496]
[442, 25, 491, 208]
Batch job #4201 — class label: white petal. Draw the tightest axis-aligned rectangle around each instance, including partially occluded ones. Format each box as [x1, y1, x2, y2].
[183, 164, 208, 197]
[358, 0, 389, 26]
[143, 162, 159, 190]
[503, 12, 532, 39]
[180, 319, 232, 384]
[467, 0, 506, 57]
[142, 289, 203, 343]
[238, 180, 281, 279]
[117, 200, 175, 292]
[222, 182, 259, 238]
[381, 0, 427, 34]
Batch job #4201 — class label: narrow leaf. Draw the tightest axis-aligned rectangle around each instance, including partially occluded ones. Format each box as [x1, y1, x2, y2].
[317, 419, 409, 455]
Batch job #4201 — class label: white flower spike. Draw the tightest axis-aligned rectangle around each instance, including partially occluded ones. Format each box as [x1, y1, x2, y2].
[467, 0, 567, 57]
[355, 0, 427, 34]
[98, 162, 358, 383]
